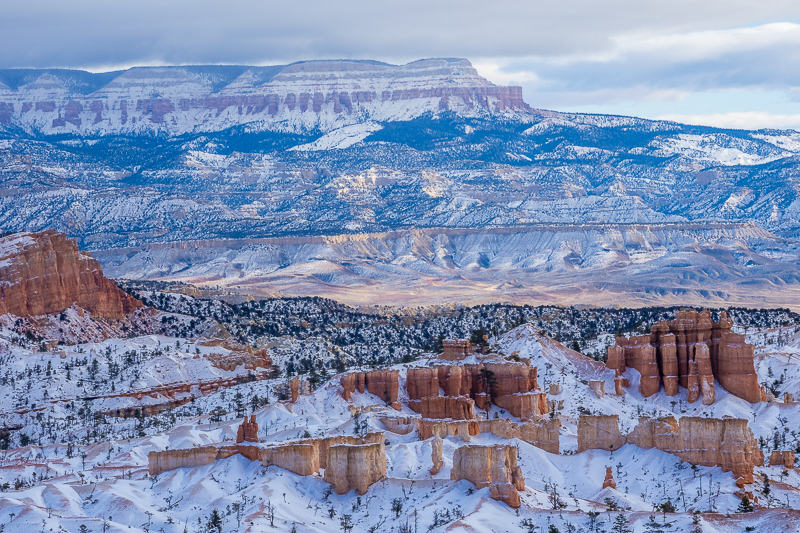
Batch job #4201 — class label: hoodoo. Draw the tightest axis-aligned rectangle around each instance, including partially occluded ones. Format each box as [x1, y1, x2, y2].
[608, 309, 760, 403]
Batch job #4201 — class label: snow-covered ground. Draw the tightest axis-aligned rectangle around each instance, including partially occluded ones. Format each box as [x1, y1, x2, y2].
[0, 324, 798, 532]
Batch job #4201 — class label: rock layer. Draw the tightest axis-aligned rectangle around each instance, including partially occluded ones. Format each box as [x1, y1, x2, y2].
[0, 230, 143, 319]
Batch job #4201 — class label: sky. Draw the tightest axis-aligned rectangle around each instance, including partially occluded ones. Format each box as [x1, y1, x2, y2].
[2, 0, 800, 130]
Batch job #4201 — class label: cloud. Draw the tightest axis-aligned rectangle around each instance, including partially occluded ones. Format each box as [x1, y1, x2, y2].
[1, 0, 799, 125]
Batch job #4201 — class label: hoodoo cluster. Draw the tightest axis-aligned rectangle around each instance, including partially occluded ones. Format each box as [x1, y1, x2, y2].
[607, 308, 761, 403]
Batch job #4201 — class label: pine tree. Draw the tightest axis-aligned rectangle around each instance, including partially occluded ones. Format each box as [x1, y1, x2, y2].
[737, 494, 754, 513]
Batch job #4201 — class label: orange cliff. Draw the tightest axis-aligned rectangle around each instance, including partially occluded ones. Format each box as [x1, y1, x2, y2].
[607, 309, 760, 403]
[0, 230, 142, 319]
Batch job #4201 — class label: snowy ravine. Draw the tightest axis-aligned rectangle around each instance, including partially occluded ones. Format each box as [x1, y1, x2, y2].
[0, 323, 798, 533]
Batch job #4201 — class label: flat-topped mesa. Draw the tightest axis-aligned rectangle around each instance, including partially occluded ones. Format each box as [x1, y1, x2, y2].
[0, 60, 530, 136]
[579, 415, 764, 485]
[340, 370, 400, 409]
[608, 309, 759, 403]
[451, 444, 525, 508]
[406, 361, 546, 420]
[0, 230, 143, 319]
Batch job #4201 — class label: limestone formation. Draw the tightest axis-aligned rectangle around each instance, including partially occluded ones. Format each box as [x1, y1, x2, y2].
[608, 309, 759, 403]
[602, 466, 616, 489]
[785, 393, 794, 404]
[430, 437, 443, 474]
[324, 442, 387, 495]
[769, 451, 795, 469]
[614, 377, 625, 396]
[236, 415, 259, 443]
[549, 383, 563, 395]
[0, 230, 143, 319]
[450, 445, 525, 508]
[589, 380, 605, 398]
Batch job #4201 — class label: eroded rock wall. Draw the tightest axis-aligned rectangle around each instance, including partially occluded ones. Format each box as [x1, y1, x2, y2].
[324, 441, 387, 495]
[450, 445, 525, 508]
[0, 230, 143, 319]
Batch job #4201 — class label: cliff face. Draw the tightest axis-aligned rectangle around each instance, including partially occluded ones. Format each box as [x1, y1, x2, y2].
[324, 442, 387, 495]
[0, 60, 528, 137]
[450, 445, 525, 508]
[579, 414, 764, 485]
[405, 361, 545, 420]
[340, 370, 400, 409]
[0, 230, 142, 319]
[608, 309, 760, 403]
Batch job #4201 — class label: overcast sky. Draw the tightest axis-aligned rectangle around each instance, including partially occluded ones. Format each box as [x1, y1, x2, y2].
[2, 0, 800, 130]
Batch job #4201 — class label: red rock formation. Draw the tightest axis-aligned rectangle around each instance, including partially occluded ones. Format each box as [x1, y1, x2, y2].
[769, 451, 795, 469]
[442, 339, 472, 360]
[714, 330, 761, 403]
[236, 415, 259, 443]
[615, 336, 661, 397]
[0, 230, 143, 319]
[451, 445, 525, 508]
[409, 396, 476, 420]
[609, 309, 760, 404]
[324, 441, 387, 495]
[199, 340, 273, 371]
[340, 370, 400, 408]
[785, 393, 794, 404]
[577, 415, 626, 453]
[602, 466, 616, 489]
[406, 368, 440, 400]
[405, 361, 544, 420]
[614, 377, 626, 396]
[605, 344, 626, 375]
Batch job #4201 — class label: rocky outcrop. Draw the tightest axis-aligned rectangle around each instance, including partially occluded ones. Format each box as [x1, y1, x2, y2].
[602, 466, 616, 489]
[236, 415, 259, 443]
[442, 339, 472, 360]
[340, 370, 400, 408]
[608, 309, 759, 403]
[324, 441, 387, 495]
[406, 361, 545, 420]
[0, 230, 143, 319]
[578, 415, 764, 485]
[451, 445, 525, 508]
[520, 419, 561, 454]
[785, 393, 794, 404]
[199, 339, 273, 371]
[381, 416, 560, 454]
[430, 437, 443, 475]
[628, 416, 764, 484]
[409, 396, 476, 420]
[589, 380, 605, 398]
[769, 451, 795, 469]
[577, 415, 626, 453]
